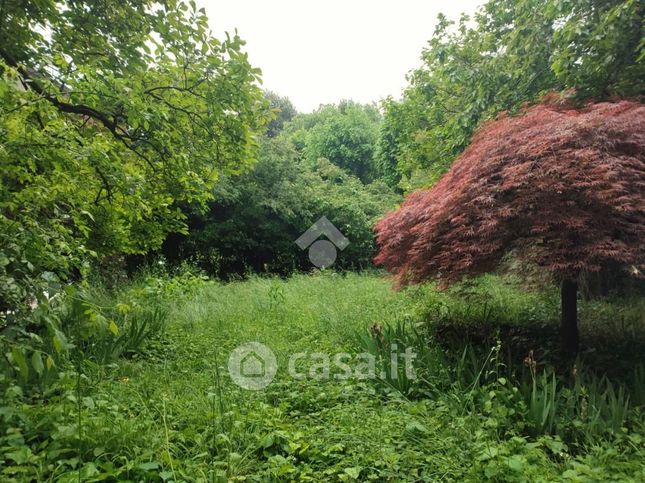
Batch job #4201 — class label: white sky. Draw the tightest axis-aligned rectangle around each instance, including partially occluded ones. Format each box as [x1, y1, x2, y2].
[200, 0, 483, 112]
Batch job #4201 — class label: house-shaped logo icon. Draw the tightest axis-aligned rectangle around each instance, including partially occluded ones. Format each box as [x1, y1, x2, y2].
[228, 341, 277, 390]
[240, 351, 265, 377]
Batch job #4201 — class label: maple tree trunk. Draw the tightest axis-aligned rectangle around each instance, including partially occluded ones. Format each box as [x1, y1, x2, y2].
[560, 279, 579, 358]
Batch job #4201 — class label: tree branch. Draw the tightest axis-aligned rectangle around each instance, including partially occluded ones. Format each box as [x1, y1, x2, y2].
[0, 47, 161, 170]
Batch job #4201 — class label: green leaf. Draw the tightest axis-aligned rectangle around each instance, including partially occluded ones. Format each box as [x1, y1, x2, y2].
[109, 320, 120, 336]
[344, 467, 362, 479]
[80, 210, 95, 222]
[507, 455, 525, 472]
[138, 461, 160, 471]
[477, 447, 498, 461]
[52, 333, 64, 354]
[11, 347, 29, 380]
[5, 446, 33, 464]
[405, 421, 429, 434]
[31, 351, 44, 376]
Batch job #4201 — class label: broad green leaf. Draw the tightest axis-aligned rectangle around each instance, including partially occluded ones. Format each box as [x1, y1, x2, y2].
[11, 347, 29, 380]
[31, 351, 44, 376]
[109, 320, 120, 336]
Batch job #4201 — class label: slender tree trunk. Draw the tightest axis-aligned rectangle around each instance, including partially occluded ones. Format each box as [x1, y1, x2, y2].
[560, 279, 579, 358]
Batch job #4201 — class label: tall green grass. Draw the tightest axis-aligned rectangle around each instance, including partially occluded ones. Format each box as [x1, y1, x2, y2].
[2, 271, 644, 481]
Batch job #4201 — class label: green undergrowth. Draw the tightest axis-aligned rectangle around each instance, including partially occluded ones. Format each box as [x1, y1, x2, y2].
[1, 272, 644, 481]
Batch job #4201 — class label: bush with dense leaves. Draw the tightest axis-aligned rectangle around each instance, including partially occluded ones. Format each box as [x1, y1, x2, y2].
[0, 0, 268, 319]
[379, 0, 645, 189]
[284, 101, 383, 183]
[162, 137, 400, 277]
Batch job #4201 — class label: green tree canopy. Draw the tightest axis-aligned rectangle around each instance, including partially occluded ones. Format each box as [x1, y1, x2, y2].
[164, 136, 400, 276]
[0, 0, 269, 312]
[265, 91, 297, 137]
[381, 0, 644, 190]
[285, 101, 382, 183]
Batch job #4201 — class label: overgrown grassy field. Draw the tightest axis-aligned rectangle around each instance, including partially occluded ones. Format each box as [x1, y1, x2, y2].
[2, 272, 644, 481]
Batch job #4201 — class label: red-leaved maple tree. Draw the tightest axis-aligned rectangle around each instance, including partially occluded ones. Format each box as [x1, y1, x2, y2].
[375, 97, 645, 356]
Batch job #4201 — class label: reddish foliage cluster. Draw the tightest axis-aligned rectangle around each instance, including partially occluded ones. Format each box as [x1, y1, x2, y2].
[375, 99, 645, 287]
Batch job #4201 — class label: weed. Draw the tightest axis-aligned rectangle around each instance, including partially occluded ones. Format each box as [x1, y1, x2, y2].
[1, 272, 644, 480]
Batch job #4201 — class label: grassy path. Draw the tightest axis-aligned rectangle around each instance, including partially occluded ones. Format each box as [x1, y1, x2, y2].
[31, 272, 642, 481]
[78, 273, 530, 481]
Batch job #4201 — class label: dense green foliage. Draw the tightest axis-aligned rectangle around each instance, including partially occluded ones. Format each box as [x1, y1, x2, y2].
[264, 91, 297, 138]
[2, 0, 644, 480]
[0, 0, 269, 316]
[2, 273, 643, 480]
[380, 0, 645, 189]
[285, 101, 383, 183]
[154, 96, 400, 278]
[162, 136, 400, 277]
